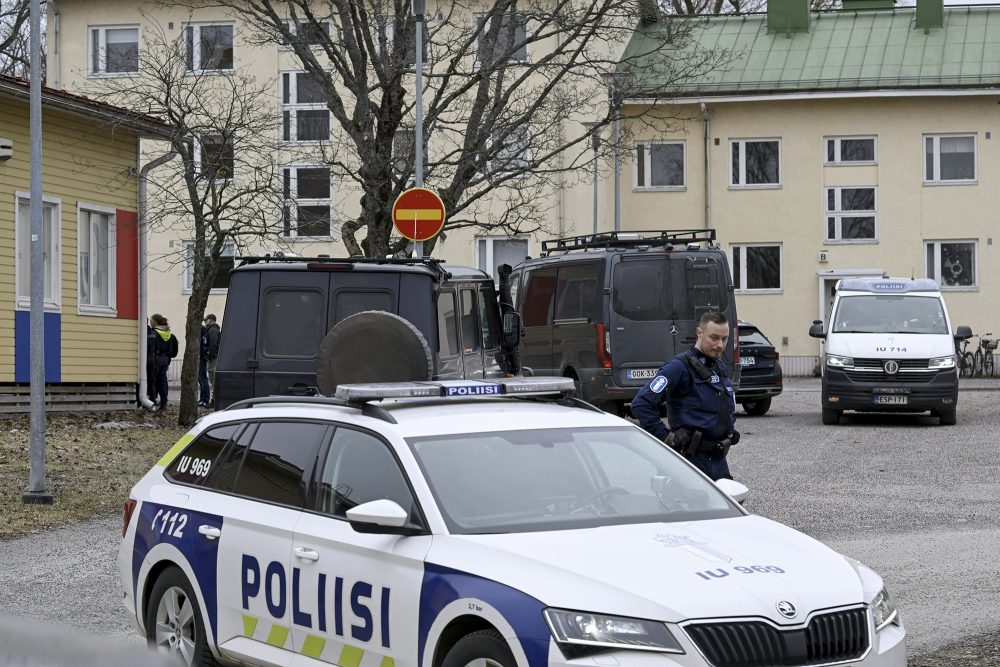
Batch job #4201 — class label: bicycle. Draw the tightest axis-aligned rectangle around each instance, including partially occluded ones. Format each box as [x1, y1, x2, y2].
[957, 335, 975, 378]
[976, 333, 996, 377]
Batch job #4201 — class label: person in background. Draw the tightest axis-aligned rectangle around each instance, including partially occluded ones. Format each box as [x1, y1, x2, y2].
[148, 313, 179, 411]
[199, 314, 221, 407]
[630, 311, 739, 481]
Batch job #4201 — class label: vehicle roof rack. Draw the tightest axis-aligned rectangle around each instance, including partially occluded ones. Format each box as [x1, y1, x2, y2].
[540, 229, 717, 255]
[224, 394, 398, 423]
[235, 254, 450, 281]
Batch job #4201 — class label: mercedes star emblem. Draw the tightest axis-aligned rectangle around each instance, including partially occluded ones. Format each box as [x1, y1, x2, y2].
[884, 360, 900, 375]
[669, 324, 679, 335]
[776, 601, 797, 619]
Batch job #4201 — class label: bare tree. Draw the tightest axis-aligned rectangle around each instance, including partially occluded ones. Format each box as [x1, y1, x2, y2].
[88, 22, 283, 426]
[0, 0, 31, 77]
[165, 0, 727, 258]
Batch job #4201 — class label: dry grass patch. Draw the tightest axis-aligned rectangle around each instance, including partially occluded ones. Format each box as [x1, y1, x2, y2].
[0, 410, 188, 541]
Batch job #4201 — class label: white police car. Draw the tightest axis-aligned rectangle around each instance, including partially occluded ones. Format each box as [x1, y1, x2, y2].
[119, 378, 906, 667]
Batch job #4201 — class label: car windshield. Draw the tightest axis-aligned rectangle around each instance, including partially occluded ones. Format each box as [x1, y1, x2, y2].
[407, 426, 742, 534]
[832, 295, 948, 334]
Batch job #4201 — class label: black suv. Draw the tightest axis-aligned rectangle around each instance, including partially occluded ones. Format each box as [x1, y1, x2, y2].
[735, 320, 783, 415]
[508, 230, 738, 415]
[213, 256, 522, 409]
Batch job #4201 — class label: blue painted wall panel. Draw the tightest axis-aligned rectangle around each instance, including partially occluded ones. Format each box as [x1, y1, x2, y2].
[15, 311, 62, 383]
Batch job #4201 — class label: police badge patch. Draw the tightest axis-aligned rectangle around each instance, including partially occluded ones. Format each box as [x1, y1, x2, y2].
[650, 376, 668, 393]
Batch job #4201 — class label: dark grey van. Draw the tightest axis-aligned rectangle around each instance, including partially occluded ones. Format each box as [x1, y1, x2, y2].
[214, 256, 521, 409]
[509, 230, 738, 415]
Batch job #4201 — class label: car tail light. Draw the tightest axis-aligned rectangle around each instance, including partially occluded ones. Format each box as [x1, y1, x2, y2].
[733, 338, 740, 366]
[123, 499, 137, 538]
[596, 324, 612, 369]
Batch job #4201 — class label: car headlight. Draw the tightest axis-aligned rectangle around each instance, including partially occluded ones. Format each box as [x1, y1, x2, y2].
[870, 587, 899, 632]
[543, 608, 684, 656]
[929, 355, 956, 369]
[826, 354, 854, 369]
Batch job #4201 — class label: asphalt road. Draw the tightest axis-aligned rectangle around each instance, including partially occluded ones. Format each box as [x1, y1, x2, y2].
[0, 379, 998, 662]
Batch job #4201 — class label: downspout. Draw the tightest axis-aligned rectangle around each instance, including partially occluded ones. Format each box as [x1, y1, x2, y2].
[137, 148, 177, 410]
[50, 0, 60, 89]
[701, 102, 711, 231]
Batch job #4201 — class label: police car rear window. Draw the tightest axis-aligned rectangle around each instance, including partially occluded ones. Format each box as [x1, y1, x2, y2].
[164, 424, 240, 486]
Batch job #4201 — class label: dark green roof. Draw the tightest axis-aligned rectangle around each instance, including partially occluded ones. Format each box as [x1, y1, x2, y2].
[622, 4, 1000, 96]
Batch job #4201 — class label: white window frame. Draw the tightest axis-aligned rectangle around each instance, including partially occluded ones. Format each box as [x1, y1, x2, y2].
[384, 16, 430, 68]
[475, 13, 529, 66]
[195, 135, 235, 182]
[279, 19, 331, 50]
[924, 133, 977, 185]
[824, 185, 878, 244]
[488, 126, 531, 177]
[183, 241, 236, 294]
[476, 236, 530, 285]
[925, 239, 979, 291]
[15, 192, 61, 311]
[730, 243, 783, 294]
[184, 22, 235, 73]
[634, 141, 686, 191]
[76, 202, 117, 316]
[88, 25, 140, 77]
[279, 70, 331, 144]
[729, 138, 781, 189]
[824, 135, 877, 165]
[282, 165, 333, 240]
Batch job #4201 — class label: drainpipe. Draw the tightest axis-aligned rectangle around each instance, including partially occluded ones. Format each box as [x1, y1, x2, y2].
[50, 0, 60, 89]
[701, 102, 711, 231]
[137, 148, 177, 410]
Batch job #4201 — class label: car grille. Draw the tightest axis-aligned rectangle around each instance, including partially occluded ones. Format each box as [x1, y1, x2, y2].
[685, 607, 869, 667]
[845, 358, 934, 383]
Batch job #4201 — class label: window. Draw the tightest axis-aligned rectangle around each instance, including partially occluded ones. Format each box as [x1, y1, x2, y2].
[476, 236, 529, 284]
[731, 244, 781, 292]
[196, 135, 234, 181]
[392, 126, 429, 178]
[281, 71, 330, 142]
[635, 142, 684, 189]
[925, 134, 976, 183]
[314, 427, 417, 521]
[185, 23, 234, 72]
[385, 16, 429, 66]
[521, 268, 556, 327]
[261, 289, 326, 357]
[280, 20, 331, 49]
[553, 264, 600, 321]
[164, 423, 241, 487]
[15, 194, 60, 310]
[459, 288, 480, 353]
[78, 204, 116, 313]
[926, 240, 977, 289]
[183, 241, 235, 292]
[476, 13, 528, 65]
[89, 26, 139, 75]
[437, 290, 459, 357]
[825, 136, 876, 164]
[232, 421, 328, 507]
[478, 286, 500, 350]
[333, 290, 394, 323]
[489, 126, 531, 176]
[282, 166, 332, 238]
[825, 186, 876, 242]
[730, 139, 780, 187]
[612, 257, 730, 321]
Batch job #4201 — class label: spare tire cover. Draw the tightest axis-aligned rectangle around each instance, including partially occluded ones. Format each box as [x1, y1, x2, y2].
[316, 310, 434, 395]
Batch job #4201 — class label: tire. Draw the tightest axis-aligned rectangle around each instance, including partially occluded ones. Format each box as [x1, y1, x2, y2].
[742, 398, 772, 416]
[145, 567, 220, 667]
[984, 353, 995, 378]
[938, 408, 957, 426]
[961, 352, 975, 378]
[974, 350, 984, 377]
[821, 407, 840, 425]
[441, 629, 516, 667]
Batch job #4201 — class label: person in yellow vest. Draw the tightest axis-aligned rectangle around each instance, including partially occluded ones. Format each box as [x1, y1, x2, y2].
[148, 313, 179, 411]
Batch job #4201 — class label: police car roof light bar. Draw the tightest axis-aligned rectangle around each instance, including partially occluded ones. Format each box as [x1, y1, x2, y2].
[334, 377, 577, 402]
[540, 229, 717, 255]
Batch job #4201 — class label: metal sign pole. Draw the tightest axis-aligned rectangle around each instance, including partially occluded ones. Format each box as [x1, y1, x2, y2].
[412, 2, 425, 258]
[24, 0, 51, 505]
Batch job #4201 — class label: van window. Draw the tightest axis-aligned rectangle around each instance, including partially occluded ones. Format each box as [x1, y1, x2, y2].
[522, 268, 557, 326]
[334, 289, 394, 323]
[479, 286, 500, 350]
[437, 290, 459, 357]
[833, 295, 948, 334]
[554, 264, 600, 322]
[613, 257, 728, 322]
[460, 288, 480, 352]
[261, 289, 325, 358]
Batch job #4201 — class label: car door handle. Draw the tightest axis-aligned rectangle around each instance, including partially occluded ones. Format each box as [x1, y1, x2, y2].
[294, 547, 320, 562]
[198, 525, 221, 540]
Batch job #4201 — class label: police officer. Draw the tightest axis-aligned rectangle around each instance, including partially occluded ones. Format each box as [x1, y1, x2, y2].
[631, 311, 739, 480]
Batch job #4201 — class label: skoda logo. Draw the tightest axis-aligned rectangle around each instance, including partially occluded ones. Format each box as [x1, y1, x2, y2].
[776, 601, 797, 619]
[884, 360, 900, 375]
[669, 324, 679, 335]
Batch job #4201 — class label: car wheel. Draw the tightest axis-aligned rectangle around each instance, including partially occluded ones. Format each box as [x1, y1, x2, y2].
[442, 629, 516, 667]
[146, 567, 219, 667]
[742, 398, 772, 416]
[821, 407, 840, 425]
[938, 408, 957, 426]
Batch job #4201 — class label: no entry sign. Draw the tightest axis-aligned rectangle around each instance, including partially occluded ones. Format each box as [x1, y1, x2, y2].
[392, 188, 446, 242]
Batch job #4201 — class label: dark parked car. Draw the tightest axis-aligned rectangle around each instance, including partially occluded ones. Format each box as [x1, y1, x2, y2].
[736, 320, 782, 415]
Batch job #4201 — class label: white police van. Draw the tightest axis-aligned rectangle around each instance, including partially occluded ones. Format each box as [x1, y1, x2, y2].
[810, 278, 968, 425]
[120, 378, 906, 667]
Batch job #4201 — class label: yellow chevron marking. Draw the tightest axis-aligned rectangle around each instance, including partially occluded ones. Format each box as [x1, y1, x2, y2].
[302, 635, 327, 658]
[380, 656, 395, 667]
[156, 433, 195, 467]
[266, 624, 289, 648]
[339, 644, 365, 667]
[241, 614, 258, 638]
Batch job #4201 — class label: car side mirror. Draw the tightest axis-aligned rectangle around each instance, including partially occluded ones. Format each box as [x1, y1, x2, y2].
[954, 325, 972, 341]
[502, 312, 522, 349]
[346, 499, 423, 536]
[715, 478, 749, 505]
[808, 320, 826, 339]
